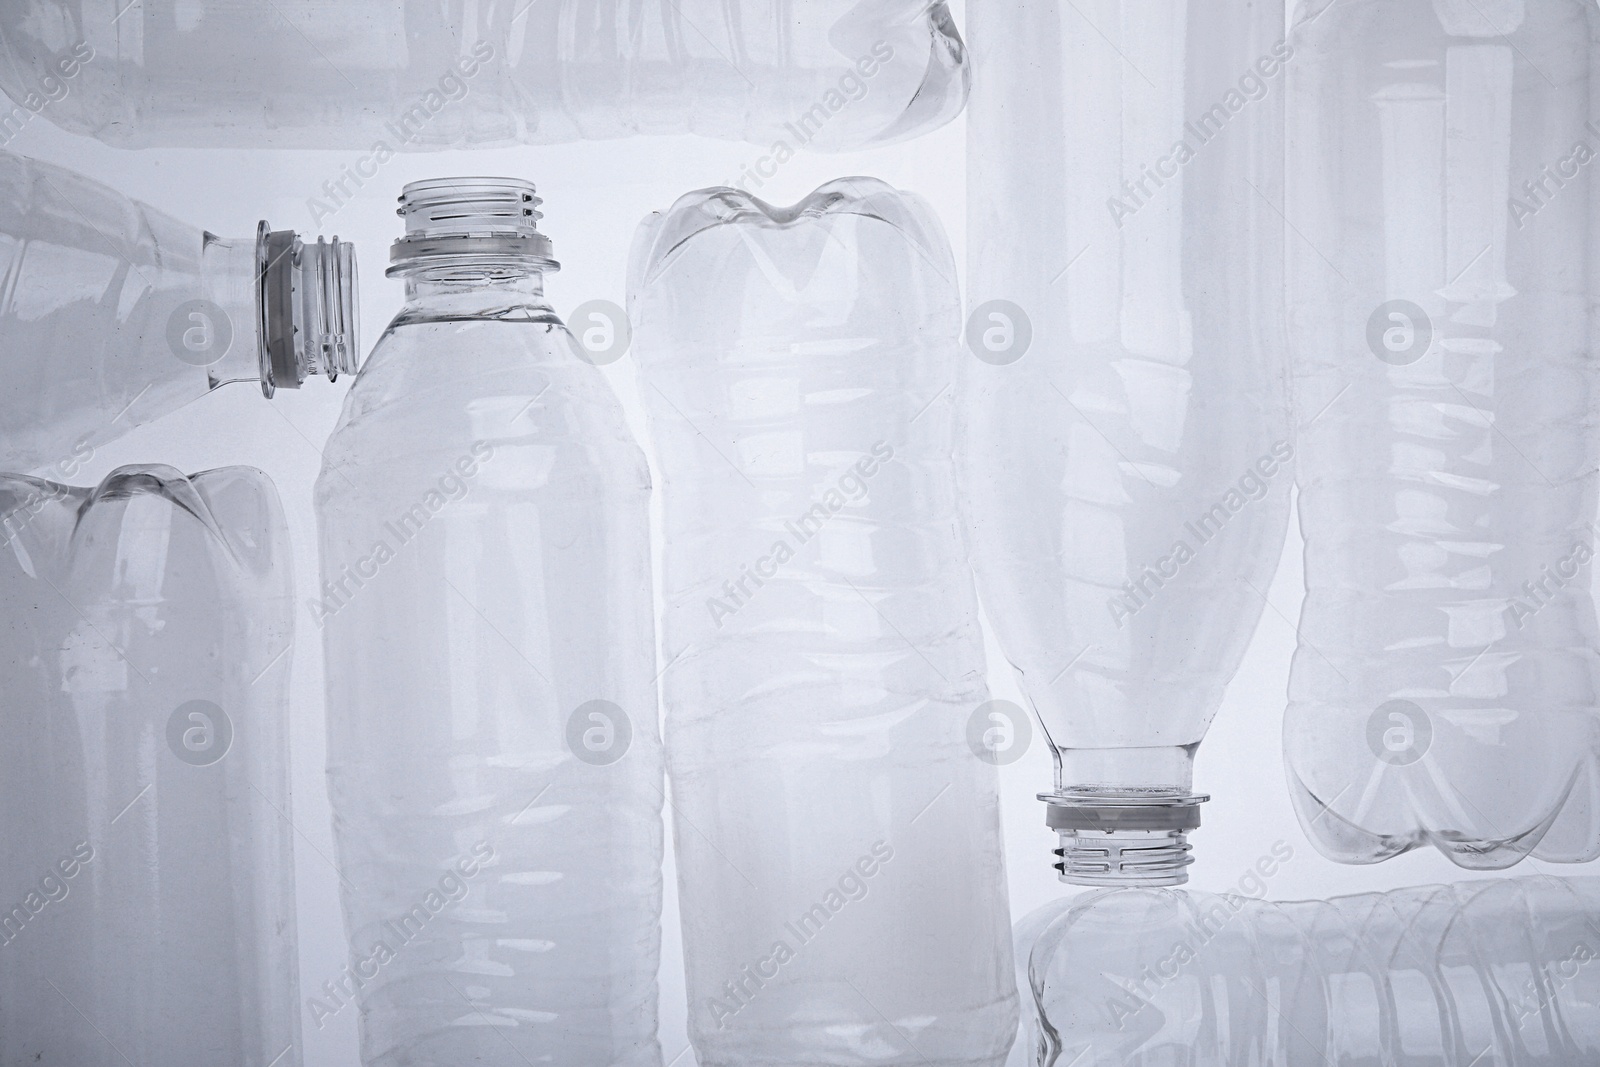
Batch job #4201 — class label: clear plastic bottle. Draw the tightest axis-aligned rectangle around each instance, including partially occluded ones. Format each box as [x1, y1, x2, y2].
[963, 1, 1294, 884]
[1015, 876, 1600, 1066]
[1285, 0, 1600, 868]
[631, 178, 1017, 1067]
[316, 178, 663, 1067]
[0, 149, 359, 477]
[0, 464, 301, 1067]
[0, 2, 968, 151]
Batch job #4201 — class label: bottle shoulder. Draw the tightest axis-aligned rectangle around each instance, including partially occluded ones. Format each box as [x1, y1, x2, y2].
[319, 316, 647, 491]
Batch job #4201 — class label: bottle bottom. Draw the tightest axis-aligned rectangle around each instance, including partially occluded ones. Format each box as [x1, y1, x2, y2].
[1041, 791, 1206, 887]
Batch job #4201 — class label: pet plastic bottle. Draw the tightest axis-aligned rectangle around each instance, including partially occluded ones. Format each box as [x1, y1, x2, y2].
[0, 1, 968, 151]
[632, 178, 1017, 1067]
[1016, 876, 1600, 1066]
[0, 150, 358, 477]
[964, 0, 1294, 884]
[315, 178, 663, 1067]
[1285, 0, 1600, 868]
[0, 464, 301, 1067]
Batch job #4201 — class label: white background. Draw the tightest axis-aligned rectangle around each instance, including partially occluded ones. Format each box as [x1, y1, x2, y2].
[6, 1, 1552, 1062]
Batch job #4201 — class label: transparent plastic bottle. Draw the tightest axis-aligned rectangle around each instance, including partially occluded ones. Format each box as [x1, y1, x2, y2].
[0, 149, 359, 477]
[0, 464, 301, 1067]
[1285, 0, 1600, 868]
[1015, 876, 1600, 1066]
[963, 1, 1294, 884]
[316, 178, 663, 1067]
[0, 1, 968, 151]
[632, 178, 1017, 1067]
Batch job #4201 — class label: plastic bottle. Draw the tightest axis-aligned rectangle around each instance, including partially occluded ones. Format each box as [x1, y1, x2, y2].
[1285, 0, 1600, 868]
[631, 178, 1017, 1067]
[963, 0, 1294, 884]
[0, 464, 301, 1067]
[0, 149, 359, 477]
[1014, 876, 1600, 1066]
[0, 2, 968, 152]
[316, 178, 663, 1067]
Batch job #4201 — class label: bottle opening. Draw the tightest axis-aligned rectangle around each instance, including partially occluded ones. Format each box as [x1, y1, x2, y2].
[389, 177, 558, 274]
[1042, 790, 1207, 887]
[256, 222, 360, 396]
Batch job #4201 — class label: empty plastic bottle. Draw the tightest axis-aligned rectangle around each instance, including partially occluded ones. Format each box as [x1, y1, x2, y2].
[1285, 0, 1600, 868]
[0, 464, 301, 1067]
[632, 178, 1017, 1067]
[0, 149, 358, 477]
[0, 2, 968, 152]
[316, 178, 663, 1067]
[963, 0, 1294, 884]
[1014, 876, 1600, 1066]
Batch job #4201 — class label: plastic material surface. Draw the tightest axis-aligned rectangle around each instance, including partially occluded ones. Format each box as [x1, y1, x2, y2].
[964, 0, 1293, 882]
[1285, 0, 1600, 868]
[632, 178, 1017, 1067]
[0, 464, 301, 1067]
[0, 150, 357, 476]
[315, 180, 664, 1067]
[1014, 876, 1600, 1066]
[0, 2, 968, 151]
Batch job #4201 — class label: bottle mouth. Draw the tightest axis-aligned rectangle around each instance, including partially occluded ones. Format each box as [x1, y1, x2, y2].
[1041, 790, 1207, 888]
[389, 177, 558, 274]
[255, 222, 360, 396]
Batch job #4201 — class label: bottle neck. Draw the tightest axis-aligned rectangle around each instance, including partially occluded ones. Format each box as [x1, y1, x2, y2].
[200, 224, 360, 397]
[400, 263, 550, 309]
[197, 233, 264, 389]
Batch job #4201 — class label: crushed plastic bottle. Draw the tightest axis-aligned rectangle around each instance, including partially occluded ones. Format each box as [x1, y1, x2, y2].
[315, 178, 664, 1067]
[632, 178, 1017, 1067]
[0, 464, 301, 1067]
[0, 150, 358, 477]
[963, 0, 1294, 884]
[1285, 0, 1600, 868]
[0, 2, 968, 151]
[1015, 876, 1600, 1066]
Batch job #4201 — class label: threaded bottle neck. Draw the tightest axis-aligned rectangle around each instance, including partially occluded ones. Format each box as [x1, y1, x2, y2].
[200, 223, 359, 397]
[389, 177, 558, 277]
[258, 224, 360, 394]
[1043, 790, 1207, 887]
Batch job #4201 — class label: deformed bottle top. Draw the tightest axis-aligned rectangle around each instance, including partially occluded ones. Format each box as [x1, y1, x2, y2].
[389, 177, 558, 273]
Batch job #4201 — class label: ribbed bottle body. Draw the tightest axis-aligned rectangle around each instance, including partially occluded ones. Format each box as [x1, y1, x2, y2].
[0, 465, 301, 1067]
[633, 179, 1016, 1066]
[964, 0, 1293, 880]
[1286, 0, 1600, 868]
[0, 152, 211, 474]
[0, 1, 967, 150]
[1020, 876, 1600, 1066]
[317, 294, 663, 1066]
